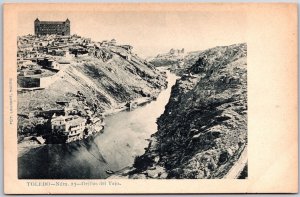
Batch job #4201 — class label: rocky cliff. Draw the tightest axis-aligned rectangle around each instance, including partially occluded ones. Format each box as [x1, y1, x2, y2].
[114, 43, 247, 179]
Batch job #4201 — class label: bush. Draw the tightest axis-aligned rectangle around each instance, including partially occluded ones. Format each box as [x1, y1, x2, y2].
[133, 155, 153, 171]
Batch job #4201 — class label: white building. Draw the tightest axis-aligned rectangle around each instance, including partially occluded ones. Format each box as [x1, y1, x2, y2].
[51, 114, 87, 143]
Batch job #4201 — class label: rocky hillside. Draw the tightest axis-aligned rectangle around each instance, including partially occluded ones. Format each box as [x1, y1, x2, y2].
[113, 43, 247, 179]
[147, 49, 204, 76]
[146, 48, 185, 67]
[18, 45, 167, 136]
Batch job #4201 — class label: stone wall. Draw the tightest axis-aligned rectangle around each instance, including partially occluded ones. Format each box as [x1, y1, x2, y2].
[18, 70, 64, 88]
[39, 70, 64, 88]
[18, 77, 40, 88]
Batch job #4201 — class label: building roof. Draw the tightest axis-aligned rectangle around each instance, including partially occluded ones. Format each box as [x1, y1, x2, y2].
[56, 101, 70, 106]
[52, 115, 86, 127]
[67, 116, 86, 127]
[58, 60, 70, 64]
[51, 115, 73, 122]
[36, 19, 70, 24]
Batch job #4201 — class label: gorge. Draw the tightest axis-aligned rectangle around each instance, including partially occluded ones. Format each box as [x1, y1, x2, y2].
[18, 34, 247, 179]
[110, 43, 248, 179]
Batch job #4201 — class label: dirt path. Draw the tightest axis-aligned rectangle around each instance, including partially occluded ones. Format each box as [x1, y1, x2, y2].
[224, 145, 248, 179]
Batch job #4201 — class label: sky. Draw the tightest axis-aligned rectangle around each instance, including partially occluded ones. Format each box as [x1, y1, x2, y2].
[18, 10, 247, 58]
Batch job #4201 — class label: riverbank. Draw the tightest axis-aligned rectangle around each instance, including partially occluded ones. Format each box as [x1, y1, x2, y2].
[93, 70, 178, 174]
[18, 140, 45, 158]
[17, 95, 154, 158]
[18, 69, 177, 179]
[17, 64, 167, 146]
[102, 97, 153, 116]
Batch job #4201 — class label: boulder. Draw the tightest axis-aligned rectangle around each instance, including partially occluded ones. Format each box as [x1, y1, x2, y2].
[154, 156, 160, 163]
[159, 172, 168, 179]
[146, 166, 166, 178]
[146, 170, 159, 178]
[130, 174, 147, 179]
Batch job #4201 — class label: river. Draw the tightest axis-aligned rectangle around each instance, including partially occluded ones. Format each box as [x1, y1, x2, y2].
[18, 69, 178, 179]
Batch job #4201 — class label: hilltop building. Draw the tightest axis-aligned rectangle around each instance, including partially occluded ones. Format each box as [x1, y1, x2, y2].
[34, 18, 70, 36]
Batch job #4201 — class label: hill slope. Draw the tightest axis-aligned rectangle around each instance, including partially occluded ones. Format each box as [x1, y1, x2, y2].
[18, 45, 167, 136]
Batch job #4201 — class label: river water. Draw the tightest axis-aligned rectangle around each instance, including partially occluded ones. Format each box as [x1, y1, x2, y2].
[18, 69, 177, 179]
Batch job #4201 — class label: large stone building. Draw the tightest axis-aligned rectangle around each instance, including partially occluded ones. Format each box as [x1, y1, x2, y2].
[51, 114, 87, 143]
[34, 18, 70, 36]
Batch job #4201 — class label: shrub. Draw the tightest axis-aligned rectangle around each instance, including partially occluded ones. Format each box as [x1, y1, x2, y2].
[133, 155, 153, 171]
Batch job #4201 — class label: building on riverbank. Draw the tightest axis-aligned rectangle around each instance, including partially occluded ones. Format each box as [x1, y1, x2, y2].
[51, 114, 87, 143]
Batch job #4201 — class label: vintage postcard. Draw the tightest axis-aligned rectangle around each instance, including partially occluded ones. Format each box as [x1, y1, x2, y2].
[3, 3, 298, 194]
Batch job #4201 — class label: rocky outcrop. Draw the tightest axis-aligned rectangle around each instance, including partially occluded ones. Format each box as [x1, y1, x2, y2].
[117, 43, 247, 179]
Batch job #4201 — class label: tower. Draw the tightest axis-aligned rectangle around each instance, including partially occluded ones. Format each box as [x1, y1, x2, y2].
[65, 18, 70, 36]
[34, 18, 40, 36]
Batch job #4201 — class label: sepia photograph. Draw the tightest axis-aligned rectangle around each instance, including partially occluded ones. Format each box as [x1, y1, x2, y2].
[16, 9, 247, 180]
[3, 3, 297, 194]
